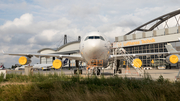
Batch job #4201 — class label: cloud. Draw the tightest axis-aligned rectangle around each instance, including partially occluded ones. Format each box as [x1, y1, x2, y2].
[0, 13, 33, 35]
[0, 13, 33, 29]
[0, 1, 28, 10]
[69, 6, 99, 18]
[98, 25, 131, 42]
[34, 0, 63, 7]
[28, 29, 59, 45]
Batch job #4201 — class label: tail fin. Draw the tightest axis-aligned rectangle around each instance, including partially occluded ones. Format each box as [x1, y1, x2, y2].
[165, 43, 177, 52]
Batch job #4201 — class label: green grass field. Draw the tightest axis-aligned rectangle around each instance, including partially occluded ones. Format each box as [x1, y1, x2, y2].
[0, 73, 180, 101]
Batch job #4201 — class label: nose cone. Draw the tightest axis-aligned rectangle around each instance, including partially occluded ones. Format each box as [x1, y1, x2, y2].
[85, 40, 104, 59]
[89, 41, 100, 53]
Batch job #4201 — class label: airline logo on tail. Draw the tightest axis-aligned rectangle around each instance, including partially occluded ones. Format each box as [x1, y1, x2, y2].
[63, 58, 68, 65]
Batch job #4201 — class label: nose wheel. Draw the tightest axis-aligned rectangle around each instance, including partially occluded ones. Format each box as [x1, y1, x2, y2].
[93, 67, 101, 75]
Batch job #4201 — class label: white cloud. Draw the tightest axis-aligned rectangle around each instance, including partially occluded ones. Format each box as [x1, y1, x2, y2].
[0, 13, 33, 30]
[99, 25, 131, 42]
[28, 29, 59, 44]
[69, 6, 99, 17]
[99, 15, 108, 22]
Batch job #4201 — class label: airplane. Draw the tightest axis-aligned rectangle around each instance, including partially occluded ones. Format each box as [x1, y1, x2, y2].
[3, 32, 180, 75]
[15, 64, 52, 70]
[0, 63, 5, 70]
[152, 43, 180, 64]
[165, 43, 180, 64]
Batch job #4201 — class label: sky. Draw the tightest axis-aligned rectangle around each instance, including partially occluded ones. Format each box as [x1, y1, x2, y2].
[0, 0, 180, 68]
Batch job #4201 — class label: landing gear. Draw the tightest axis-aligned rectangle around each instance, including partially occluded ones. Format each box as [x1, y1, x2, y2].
[74, 69, 82, 74]
[114, 60, 122, 75]
[92, 68, 101, 75]
[73, 60, 83, 75]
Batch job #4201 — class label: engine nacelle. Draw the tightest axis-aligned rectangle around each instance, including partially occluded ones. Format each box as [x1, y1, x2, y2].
[53, 59, 62, 69]
[166, 55, 180, 64]
[19, 56, 31, 65]
[132, 58, 142, 68]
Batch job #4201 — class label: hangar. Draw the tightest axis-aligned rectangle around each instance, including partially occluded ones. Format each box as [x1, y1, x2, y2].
[37, 36, 84, 67]
[113, 9, 180, 68]
[37, 9, 180, 69]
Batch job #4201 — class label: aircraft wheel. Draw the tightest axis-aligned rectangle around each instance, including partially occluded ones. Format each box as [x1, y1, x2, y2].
[97, 69, 100, 75]
[118, 69, 122, 73]
[92, 68, 101, 75]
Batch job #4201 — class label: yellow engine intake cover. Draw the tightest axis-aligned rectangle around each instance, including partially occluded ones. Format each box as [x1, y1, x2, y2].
[53, 59, 62, 69]
[19, 56, 27, 65]
[169, 55, 178, 64]
[133, 58, 142, 68]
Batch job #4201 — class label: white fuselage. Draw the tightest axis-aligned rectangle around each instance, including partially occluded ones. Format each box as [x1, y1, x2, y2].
[80, 32, 111, 67]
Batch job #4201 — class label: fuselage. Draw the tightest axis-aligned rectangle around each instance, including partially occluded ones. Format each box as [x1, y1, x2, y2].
[80, 32, 111, 67]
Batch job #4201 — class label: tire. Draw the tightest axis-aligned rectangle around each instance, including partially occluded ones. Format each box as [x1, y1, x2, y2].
[97, 69, 100, 75]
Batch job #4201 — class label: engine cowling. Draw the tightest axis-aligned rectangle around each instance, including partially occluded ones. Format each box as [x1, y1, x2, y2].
[166, 55, 180, 64]
[132, 58, 142, 68]
[53, 59, 62, 69]
[18, 56, 31, 65]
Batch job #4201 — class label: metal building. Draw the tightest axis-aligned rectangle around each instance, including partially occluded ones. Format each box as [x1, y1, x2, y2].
[113, 9, 180, 68]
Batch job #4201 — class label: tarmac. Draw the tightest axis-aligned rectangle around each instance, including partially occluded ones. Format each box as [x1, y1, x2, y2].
[6, 68, 180, 81]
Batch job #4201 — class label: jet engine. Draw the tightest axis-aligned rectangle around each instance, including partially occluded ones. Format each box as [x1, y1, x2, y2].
[166, 55, 180, 64]
[132, 58, 142, 68]
[18, 56, 31, 65]
[53, 59, 62, 69]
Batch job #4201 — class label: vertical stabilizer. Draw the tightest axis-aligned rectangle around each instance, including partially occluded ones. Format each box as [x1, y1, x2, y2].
[165, 43, 177, 52]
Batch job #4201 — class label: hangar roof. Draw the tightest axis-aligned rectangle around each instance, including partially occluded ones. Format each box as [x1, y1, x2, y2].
[126, 9, 180, 35]
[37, 41, 80, 54]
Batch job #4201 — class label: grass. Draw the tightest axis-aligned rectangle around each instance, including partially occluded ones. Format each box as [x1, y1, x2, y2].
[0, 73, 180, 101]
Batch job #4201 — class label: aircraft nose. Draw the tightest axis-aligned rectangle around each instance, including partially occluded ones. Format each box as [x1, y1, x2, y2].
[91, 42, 97, 49]
[89, 41, 103, 54]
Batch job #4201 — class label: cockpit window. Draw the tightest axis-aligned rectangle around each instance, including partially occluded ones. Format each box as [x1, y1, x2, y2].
[84, 36, 90, 41]
[100, 36, 104, 41]
[95, 36, 100, 39]
[84, 36, 105, 41]
[89, 36, 94, 39]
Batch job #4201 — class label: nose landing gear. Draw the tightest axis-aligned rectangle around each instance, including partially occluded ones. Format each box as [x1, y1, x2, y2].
[92, 67, 101, 75]
[87, 59, 103, 76]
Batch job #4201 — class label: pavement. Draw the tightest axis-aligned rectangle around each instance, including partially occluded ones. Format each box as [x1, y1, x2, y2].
[6, 68, 180, 81]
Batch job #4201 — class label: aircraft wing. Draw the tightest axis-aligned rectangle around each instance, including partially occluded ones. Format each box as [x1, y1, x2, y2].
[3, 52, 84, 62]
[109, 51, 180, 59]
